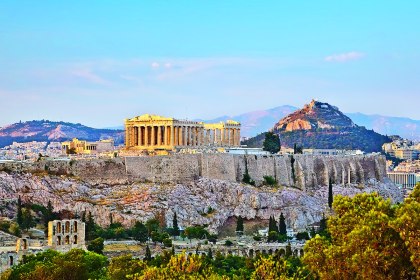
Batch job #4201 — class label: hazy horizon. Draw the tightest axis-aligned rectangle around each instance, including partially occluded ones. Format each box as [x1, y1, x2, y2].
[1, 1, 419, 127]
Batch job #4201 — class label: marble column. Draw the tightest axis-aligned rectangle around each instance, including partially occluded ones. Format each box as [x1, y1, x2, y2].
[192, 127, 196, 146]
[151, 126, 155, 146]
[163, 126, 167, 146]
[170, 125, 174, 146]
[137, 126, 142, 146]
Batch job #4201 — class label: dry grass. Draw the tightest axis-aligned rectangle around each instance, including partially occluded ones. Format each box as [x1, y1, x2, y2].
[104, 243, 142, 252]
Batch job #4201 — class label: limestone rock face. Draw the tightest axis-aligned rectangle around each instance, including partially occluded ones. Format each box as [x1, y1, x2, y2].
[0, 172, 402, 233]
[274, 99, 355, 132]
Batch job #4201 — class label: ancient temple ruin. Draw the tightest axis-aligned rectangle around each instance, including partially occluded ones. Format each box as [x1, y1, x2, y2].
[124, 114, 241, 151]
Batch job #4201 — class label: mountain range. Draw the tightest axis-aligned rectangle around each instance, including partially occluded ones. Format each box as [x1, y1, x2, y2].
[0, 103, 418, 148]
[203, 106, 420, 141]
[0, 120, 124, 148]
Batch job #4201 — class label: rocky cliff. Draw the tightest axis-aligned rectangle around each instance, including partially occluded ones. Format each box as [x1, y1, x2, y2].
[0, 172, 402, 233]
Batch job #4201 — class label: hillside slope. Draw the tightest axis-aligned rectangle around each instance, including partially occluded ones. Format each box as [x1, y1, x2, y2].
[0, 120, 124, 147]
[244, 100, 392, 153]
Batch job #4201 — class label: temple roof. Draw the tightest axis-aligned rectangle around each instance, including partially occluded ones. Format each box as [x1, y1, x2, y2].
[126, 114, 175, 122]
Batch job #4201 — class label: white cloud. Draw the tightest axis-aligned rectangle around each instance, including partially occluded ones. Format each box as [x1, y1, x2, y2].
[325, 52, 365, 62]
[71, 69, 110, 85]
[151, 62, 160, 68]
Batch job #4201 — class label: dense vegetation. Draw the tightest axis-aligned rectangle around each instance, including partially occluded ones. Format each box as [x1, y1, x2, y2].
[3, 183, 419, 279]
[244, 127, 392, 153]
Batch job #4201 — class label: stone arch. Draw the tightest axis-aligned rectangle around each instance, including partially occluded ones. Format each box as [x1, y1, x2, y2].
[268, 249, 273, 255]
[57, 236, 62, 245]
[65, 235, 70, 245]
[65, 221, 70, 233]
[22, 239, 27, 250]
[249, 249, 254, 258]
[57, 222, 61, 233]
[9, 256, 14, 266]
[73, 221, 78, 232]
[74, 235, 78, 244]
[293, 249, 298, 257]
[300, 249, 304, 257]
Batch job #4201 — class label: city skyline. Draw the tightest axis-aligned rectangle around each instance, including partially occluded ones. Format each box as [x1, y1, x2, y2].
[1, 1, 420, 128]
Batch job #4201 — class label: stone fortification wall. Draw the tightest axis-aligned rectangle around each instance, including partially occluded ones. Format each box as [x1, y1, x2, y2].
[0, 154, 387, 188]
[124, 154, 386, 189]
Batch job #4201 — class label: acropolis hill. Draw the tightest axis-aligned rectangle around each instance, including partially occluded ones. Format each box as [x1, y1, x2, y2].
[0, 153, 402, 232]
[0, 112, 403, 233]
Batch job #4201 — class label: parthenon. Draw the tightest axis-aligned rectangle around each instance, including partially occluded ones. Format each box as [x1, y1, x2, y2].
[124, 114, 241, 151]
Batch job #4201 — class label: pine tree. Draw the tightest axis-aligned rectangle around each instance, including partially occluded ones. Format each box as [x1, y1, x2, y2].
[145, 245, 152, 261]
[236, 216, 244, 233]
[279, 212, 287, 235]
[17, 196, 23, 227]
[173, 212, 180, 237]
[328, 179, 333, 209]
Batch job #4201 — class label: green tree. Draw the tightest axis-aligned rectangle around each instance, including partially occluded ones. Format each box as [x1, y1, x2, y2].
[107, 254, 146, 280]
[132, 221, 148, 243]
[87, 237, 104, 255]
[236, 216, 244, 233]
[172, 212, 180, 237]
[303, 192, 415, 279]
[279, 212, 287, 235]
[146, 218, 160, 239]
[144, 245, 152, 261]
[263, 132, 280, 154]
[285, 242, 292, 258]
[391, 183, 420, 277]
[16, 196, 23, 227]
[268, 216, 278, 233]
[328, 179, 333, 208]
[22, 208, 34, 231]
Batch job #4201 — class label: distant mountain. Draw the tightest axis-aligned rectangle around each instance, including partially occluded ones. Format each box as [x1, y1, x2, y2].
[346, 113, 420, 141]
[243, 100, 392, 153]
[0, 120, 124, 148]
[200, 105, 298, 138]
[203, 106, 419, 140]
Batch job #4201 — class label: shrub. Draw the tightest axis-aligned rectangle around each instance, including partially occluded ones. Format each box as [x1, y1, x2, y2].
[263, 175, 277, 186]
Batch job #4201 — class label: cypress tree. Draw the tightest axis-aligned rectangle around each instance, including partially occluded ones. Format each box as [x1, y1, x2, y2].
[285, 241, 292, 257]
[279, 212, 287, 235]
[328, 179, 333, 208]
[145, 245, 152, 261]
[17, 196, 23, 227]
[207, 247, 213, 260]
[173, 212, 180, 237]
[236, 216, 244, 232]
[268, 216, 278, 233]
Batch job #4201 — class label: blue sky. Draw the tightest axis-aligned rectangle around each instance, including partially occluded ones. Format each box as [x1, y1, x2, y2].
[0, 1, 419, 127]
